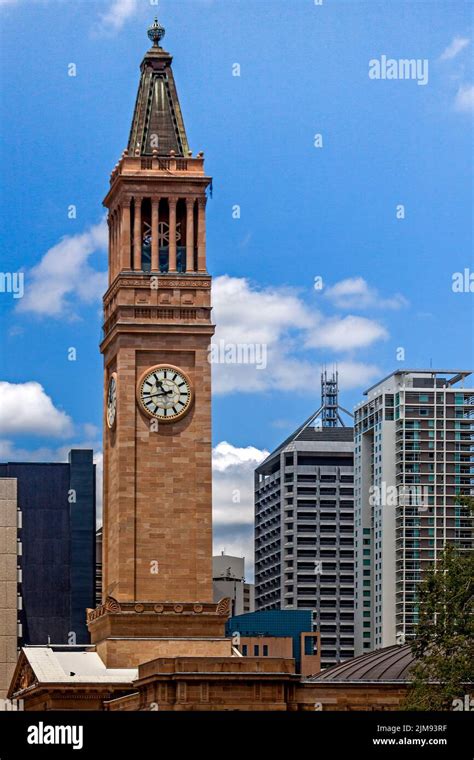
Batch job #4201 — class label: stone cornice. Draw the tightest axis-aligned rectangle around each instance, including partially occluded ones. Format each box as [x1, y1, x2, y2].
[87, 596, 231, 623]
[103, 273, 212, 308]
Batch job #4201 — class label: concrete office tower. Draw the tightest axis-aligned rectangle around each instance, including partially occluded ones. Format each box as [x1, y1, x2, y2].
[354, 370, 474, 655]
[0, 450, 96, 698]
[212, 554, 255, 615]
[255, 372, 355, 668]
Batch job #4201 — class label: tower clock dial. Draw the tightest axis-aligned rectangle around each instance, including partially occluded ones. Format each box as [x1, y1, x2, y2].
[106, 373, 117, 429]
[137, 365, 193, 422]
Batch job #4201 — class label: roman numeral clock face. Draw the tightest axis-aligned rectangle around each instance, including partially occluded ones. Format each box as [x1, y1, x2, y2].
[137, 365, 193, 423]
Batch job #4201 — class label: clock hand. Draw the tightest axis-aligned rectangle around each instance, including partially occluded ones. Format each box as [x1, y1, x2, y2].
[144, 389, 173, 399]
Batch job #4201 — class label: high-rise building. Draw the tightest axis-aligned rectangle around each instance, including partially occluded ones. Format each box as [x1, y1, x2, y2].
[212, 554, 254, 615]
[354, 370, 474, 654]
[254, 372, 355, 668]
[0, 450, 96, 698]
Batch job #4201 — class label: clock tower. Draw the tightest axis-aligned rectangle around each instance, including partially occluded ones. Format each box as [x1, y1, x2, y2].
[88, 19, 229, 664]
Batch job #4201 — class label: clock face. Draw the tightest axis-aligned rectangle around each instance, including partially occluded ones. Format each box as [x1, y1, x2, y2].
[137, 365, 193, 422]
[106, 373, 117, 429]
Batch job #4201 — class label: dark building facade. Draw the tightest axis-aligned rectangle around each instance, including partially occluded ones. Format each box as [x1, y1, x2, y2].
[0, 449, 96, 646]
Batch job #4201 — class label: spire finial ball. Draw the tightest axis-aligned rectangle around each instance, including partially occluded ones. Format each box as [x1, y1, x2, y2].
[147, 17, 165, 48]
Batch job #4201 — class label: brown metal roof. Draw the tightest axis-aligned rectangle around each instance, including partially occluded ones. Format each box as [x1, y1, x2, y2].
[306, 645, 415, 683]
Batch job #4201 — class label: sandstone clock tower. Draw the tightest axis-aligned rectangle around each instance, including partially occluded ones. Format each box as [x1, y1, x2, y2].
[88, 19, 229, 664]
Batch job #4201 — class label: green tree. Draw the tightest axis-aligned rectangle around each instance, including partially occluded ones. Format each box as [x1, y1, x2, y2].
[455, 494, 474, 517]
[403, 541, 474, 711]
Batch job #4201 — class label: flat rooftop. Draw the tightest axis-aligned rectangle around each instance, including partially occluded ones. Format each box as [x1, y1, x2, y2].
[363, 369, 473, 396]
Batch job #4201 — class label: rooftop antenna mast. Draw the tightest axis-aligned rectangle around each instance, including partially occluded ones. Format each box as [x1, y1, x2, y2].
[321, 368, 339, 427]
[286, 369, 354, 440]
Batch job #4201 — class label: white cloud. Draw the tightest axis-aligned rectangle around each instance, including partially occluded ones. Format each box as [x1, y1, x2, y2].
[213, 275, 314, 347]
[96, 0, 140, 35]
[437, 38, 473, 113]
[212, 441, 268, 581]
[332, 360, 383, 391]
[306, 315, 388, 351]
[211, 276, 384, 394]
[0, 0, 203, 25]
[212, 441, 267, 527]
[0, 381, 73, 437]
[324, 277, 408, 310]
[83, 422, 100, 439]
[440, 36, 470, 61]
[17, 220, 107, 318]
[454, 83, 474, 112]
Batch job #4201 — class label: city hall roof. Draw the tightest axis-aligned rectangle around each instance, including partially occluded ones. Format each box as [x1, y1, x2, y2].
[305, 645, 415, 684]
[8, 646, 137, 699]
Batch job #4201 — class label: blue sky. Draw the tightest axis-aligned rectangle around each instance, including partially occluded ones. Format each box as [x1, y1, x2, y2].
[0, 0, 473, 571]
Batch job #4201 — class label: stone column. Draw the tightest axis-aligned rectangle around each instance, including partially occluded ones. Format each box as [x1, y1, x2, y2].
[109, 213, 114, 279]
[114, 211, 119, 277]
[107, 216, 112, 285]
[197, 197, 207, 272]
[115, 212, 119, 272]
[186, 198, 195, 272]
[168, 197, 177, 272]
[115, 219, 119, 283]
[121, 202, 131, 271]
[151, 198, 160, 272]
[133, 197, 142, 271]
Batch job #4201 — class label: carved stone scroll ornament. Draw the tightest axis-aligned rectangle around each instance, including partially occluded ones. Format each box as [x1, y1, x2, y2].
[216, 597, 231, 617]
[19, 662, 34, 691]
